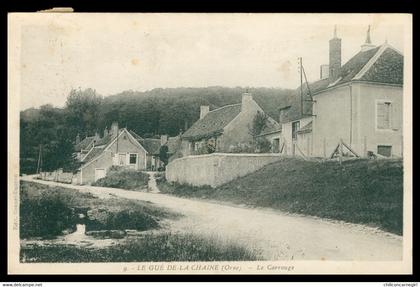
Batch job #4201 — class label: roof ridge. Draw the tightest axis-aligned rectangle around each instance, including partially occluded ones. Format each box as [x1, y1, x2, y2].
[208, 103, 241, 114]
[352, 44, 388, 81]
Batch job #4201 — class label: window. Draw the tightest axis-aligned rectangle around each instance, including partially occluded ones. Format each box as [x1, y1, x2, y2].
[129, 153, 137, 164]
[292, 121, 300, 141]
[377, 145, 392, 157]
[377, 102, 392, 129]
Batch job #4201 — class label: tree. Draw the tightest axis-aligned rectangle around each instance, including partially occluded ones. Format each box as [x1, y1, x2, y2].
[248, 111, 268, 139]
[159, 145, 169, 166]
[65, 88, 103, 138]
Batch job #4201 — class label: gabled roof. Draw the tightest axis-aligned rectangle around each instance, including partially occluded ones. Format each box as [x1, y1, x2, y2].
[82, 146, 105, 163]
[281, 44, 403, 124]
[142, 139, 161, 155]
[181, 104, 242, 141]
[129, 130, 144, 142]
[95, 133, 113, 146]
[258, 118, 282, 136]
[80, 128, 148, 168]
[75, 136, 95, 152]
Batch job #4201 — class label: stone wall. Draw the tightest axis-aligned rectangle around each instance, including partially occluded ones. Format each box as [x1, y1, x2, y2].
[165, 153, 283, 187]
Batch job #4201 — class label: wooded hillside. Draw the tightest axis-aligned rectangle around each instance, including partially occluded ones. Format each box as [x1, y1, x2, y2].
[20, 86, 293, 174]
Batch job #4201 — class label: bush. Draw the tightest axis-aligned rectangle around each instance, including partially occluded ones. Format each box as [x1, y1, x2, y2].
[92, 167, 149, 191]
[20, 182, 77, 238]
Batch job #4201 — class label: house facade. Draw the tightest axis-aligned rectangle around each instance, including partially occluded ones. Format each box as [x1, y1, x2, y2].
[74, 122, 148, 184]
[180, 93, 280, 156]
[278, 27, 403, 158]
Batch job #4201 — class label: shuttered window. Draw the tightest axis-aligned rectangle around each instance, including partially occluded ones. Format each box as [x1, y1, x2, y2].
[377, 102, 392, 129]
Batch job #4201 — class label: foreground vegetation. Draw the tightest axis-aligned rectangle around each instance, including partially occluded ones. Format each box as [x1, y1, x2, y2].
[92, 166, 149, 191]
[20, 180, 259, 262]
[20, 181, 176, 238]
[158, 158, 403, 235]
[21, 232, 259, 262]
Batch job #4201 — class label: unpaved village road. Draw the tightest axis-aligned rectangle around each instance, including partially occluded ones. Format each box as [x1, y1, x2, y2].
[22, 177, 402, 261]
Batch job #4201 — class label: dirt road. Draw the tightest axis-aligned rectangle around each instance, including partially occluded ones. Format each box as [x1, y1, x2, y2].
[22, 177, 402, 261]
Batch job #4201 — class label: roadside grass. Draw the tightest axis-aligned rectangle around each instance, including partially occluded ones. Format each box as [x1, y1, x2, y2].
[21, 232, 259, 262]
[92, 166, 149, 191]
[159, 158, 403, 235]
[20, 181, 179, 239]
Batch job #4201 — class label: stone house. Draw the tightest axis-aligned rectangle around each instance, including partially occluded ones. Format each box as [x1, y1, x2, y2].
[180, 93, 280, 156]
[278, 27, 403, 158]
[73, 122, 149, 184]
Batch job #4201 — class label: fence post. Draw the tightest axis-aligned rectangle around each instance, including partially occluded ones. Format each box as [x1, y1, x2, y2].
[323, 138, 326, 158]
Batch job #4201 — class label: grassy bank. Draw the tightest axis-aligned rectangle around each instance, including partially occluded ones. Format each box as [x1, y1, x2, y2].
[21, 232, 259, 262]
[158, 158, 403, 235]
[92, 166, 149, 191]
[20, 181, 177, 238]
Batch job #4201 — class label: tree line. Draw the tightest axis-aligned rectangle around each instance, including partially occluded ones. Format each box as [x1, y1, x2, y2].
[20, 86, 293, 174]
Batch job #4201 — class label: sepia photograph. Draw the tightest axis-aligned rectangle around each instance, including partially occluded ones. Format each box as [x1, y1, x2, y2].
[7, 13, 412, 275]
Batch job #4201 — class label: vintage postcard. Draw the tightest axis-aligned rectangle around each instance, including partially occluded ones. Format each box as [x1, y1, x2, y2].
[7, 13, 412, 274]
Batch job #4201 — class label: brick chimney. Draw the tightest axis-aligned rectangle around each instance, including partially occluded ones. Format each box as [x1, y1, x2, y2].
[161, 135, 168, 146]
[241, 91, 253, 112]
[75, 134, 80, 145]
[103, 127, 108, 137]
[111, 122, 119, 137]
[329, 25, 341, 81]
[200, 106, 210, 119]
[94, 131, 100, 141]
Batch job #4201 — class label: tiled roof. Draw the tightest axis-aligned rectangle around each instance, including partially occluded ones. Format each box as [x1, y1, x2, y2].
[75, 137, 95, 152]
[181, 104, 242, 141]
[82, 147, 105, 163]
[359, 47, 403, 85]
[129, 130, 144, 142]
[332, 46, 381, 86]
[281, 78, 329, 123]
[95, 133, 114, 146]
[167, 136, 181, 154]
[142, 138, 161, 155]
[281, 44, 403, 124]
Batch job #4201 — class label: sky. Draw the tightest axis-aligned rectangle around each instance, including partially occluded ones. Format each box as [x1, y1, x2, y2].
[16, 13, 406, 110]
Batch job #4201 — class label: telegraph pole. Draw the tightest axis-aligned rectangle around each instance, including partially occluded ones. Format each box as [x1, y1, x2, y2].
[298, 57, 303, 116]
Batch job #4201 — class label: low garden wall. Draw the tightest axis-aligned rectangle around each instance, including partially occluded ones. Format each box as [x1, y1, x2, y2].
[165, 153, 283, 187]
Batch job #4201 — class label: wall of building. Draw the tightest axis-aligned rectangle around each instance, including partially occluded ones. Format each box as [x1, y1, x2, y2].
[296, 132, 313, 157]
[312, 83, 403, 157]
[281, 116, 313, 156]
[357, 83, 403, 157]
[312, 85, 352, 157]
[80, 151, 113, 185]
[107, 131, 147, 170]
[220, 97, 264, 152]
[166, 153, 283, 187]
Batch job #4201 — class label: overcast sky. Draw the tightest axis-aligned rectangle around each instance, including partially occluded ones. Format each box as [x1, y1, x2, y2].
[17, 14, 406, 110]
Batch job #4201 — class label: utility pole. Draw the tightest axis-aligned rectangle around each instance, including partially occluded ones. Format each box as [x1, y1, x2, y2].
[36, 144, 43, 174]
[298, 57, 303, 117]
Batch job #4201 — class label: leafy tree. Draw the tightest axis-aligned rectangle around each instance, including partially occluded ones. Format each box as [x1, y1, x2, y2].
[248, 111, 269, 139]
[159, 145, 169, 166]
